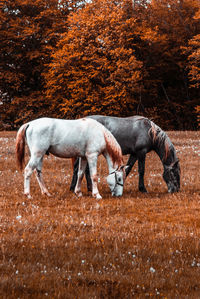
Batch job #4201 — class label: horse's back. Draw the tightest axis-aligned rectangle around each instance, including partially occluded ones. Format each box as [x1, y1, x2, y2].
[27, 117, 55, 134]
[25, 117, 107, 158]
[25, 118, 55, 153]
[87, 115, 153, 154]
[88, 115, 150, 134]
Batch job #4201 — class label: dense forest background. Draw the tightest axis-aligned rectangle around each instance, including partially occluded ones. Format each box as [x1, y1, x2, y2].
[0, 0, 199, 130]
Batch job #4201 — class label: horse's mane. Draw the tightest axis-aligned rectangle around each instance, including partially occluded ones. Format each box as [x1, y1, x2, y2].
[103, 128, 123, 167]
[149, 120, 171, 161]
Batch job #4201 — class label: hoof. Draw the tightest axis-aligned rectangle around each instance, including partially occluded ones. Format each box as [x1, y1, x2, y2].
[139, 187, 147, 193]
[24, 193, 32, 199]
[93, 193, 102, 200]
[87, 185, 93, 192]
[75, 191, 82, 197]
[45, 192, 52, 197]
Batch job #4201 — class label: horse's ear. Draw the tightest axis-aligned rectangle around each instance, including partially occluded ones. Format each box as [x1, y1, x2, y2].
[166, 159, 179, 170]
[124, 165, 129, 172]
[164, 164, 172, 171]
[172, 159, 179, 168]
[119, 165, 129, 177]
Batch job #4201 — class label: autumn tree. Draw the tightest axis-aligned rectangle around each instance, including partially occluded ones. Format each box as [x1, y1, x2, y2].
[45, 0, 200, 128]
[0, 0, 84, 127]
[186, 7, 200, 88]
[45, 0, 144, 118]
[185, 7, 200, 127]
[135, 0, 200, 128]
[0, 0, 199, 129]
[187, 34, 200, 87]
[188, 31, 200, 128]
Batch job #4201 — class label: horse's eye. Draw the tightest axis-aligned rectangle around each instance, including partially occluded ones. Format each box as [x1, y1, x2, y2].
[118, 178, 121, 182]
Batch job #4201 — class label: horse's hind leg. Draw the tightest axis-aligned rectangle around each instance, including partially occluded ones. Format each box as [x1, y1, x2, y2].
[70, 158, 92, 192]
[74, 158, 87, 197]
[34, 157, 51, 196]
[70, 158, 79, 191]
[125, 154, 137, 177]
[87, 154, 102, 200]
[24, 163, 34, 199]
[24, 153, 46, 198]
[24, 155, 40, 198]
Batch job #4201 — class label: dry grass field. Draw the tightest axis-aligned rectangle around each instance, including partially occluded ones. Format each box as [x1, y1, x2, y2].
[0, 130, 200, 298]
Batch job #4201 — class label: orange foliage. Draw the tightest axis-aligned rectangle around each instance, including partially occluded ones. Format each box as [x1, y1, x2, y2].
[45, 0, 143, 118]
[186, 7, 200, 88]
[0, 0, 199, 129]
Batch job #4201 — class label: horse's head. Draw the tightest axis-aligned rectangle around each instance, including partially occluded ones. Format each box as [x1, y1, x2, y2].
[163, 160, 180, 193]
[106, 166, 126, 196]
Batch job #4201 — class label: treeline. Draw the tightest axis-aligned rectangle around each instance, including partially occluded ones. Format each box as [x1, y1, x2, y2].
[0, 0, 199, 130]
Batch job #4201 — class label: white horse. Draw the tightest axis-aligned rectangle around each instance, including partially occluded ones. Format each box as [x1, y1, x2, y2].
[16, 117, 125, 199]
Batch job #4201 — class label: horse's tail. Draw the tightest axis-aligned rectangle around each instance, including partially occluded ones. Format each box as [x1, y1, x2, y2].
[149, 120, 170, 161]
[16, 123, 29, 171]
[103, 128, 123, 167]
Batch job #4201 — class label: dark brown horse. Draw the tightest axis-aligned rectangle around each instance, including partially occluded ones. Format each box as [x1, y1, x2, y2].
[70, 115, 180, 193]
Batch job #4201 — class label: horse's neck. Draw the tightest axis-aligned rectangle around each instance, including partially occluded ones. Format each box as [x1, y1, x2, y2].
[154, 143, 166, 164]
[155, 139, 176, 167]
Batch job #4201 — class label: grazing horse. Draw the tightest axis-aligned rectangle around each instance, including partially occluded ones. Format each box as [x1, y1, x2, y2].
[70, 115, 180, 193]
[16, 117, 125, 199]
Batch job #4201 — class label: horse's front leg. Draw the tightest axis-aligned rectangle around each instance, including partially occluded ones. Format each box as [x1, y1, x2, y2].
[138, 155, 147, 193]
[87, 153, 102, 200]
[74, 158, 87, 197]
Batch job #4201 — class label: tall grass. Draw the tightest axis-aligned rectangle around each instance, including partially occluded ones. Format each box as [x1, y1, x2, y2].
[0, 131, 200, 298]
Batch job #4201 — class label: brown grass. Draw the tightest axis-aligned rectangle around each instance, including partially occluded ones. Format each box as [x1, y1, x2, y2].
[0, 130, 200, 298]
